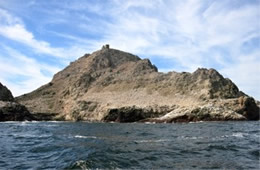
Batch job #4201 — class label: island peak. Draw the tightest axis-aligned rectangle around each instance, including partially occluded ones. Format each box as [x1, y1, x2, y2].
[16, 47, 259, 122]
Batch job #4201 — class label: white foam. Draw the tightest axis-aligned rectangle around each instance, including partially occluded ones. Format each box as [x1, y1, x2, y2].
[189, 121, 204, 123]
[231, 133, 245, 138]
[134, 139, 171, 143]
[0, 121, 17, 123]
[46, 121, 67, 123]
[144, 122, 156, 124]
[178, 136, 205, 140]
[41, 124, 58, 127]
[12, 133, 52, 138]
[220, 132, 246, 138]
[74, 135, 97, 139]
[0, 121, 39, 125]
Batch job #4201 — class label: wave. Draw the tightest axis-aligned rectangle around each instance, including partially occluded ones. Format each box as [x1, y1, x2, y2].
[0, 120, 33, 123]
[144, 122, 156, 124]
[74, 135, 97, 139]
[12, 133, 52, 138]
[189, 121, 205, 123]
[134, 139, 172, 143]
[178, 136, 205, 140]
[220, 132, 247, 138]
[0, 121, 18, 123]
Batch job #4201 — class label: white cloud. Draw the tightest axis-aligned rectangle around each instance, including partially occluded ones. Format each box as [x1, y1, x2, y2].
[0, 8, 91, 59]
[0, 45, 61, 96]
[220, 51, 260, 99]
[0, 8, 92, 96]
[0, 9, 61, 57]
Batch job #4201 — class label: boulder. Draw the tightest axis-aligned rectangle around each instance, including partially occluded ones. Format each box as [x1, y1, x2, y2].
[236, 96, 260, 120]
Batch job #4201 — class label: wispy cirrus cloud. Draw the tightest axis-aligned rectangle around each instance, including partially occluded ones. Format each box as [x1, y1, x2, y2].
[0, 8, 94, 59]
[0, 45, 61, 95]
[0, 9, 64, 58]
[0, 7, 95, 95]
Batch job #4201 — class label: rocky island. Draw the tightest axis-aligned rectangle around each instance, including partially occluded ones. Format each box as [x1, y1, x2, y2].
[11, 45, 258, 122]
[0, 83, 33, 121]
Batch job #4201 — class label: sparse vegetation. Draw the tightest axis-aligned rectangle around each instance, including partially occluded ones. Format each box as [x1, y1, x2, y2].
[15, 47, 259, 122]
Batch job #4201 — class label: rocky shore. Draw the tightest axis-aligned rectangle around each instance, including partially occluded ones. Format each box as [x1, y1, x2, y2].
[0, 83, 33, 121]
[14, 46, 259, 122]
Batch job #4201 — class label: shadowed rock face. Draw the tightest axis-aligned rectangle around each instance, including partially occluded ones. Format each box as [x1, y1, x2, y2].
[103, 105, 173, 122]
[16, 47, 260, 122]
[0, 83, 34, 121]
[0, 83, 14, 102]
[237, 96, 259, 120]
[0, 101, 34, 121]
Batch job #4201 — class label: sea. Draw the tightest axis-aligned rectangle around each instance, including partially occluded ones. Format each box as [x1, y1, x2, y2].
[0, 121, 259, 169]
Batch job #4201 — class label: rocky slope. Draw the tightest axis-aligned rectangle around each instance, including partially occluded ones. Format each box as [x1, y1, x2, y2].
[16, 46, 259, 122]
[0, 83, 33, 121]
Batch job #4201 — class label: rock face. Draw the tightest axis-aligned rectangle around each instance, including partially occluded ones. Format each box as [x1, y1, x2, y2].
[0, 83, 34, 121]
[0, 83, 14, 101]
[0, 101, 34, 121]
[16, 47, 260, 122]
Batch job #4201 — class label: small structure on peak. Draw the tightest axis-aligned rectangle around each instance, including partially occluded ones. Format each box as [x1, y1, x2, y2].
[102, 44, 110, 50]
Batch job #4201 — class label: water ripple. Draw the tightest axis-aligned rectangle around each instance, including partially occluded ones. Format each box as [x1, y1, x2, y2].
[0, 121, 259, 169]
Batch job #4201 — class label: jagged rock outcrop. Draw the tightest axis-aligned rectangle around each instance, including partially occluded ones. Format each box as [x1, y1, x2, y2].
[0, 101, 34, 121]
[16, 46, 260, 122]
[0, 83, 14, 101]
[103, 105, 174, 122]
[0, 83, 34, 121]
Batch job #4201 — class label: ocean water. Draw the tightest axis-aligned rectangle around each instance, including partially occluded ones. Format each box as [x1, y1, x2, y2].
[0, 121, 259, 169]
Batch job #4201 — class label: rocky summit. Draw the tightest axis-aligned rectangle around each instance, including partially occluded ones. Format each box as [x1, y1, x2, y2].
[16, 46, 259, 122]
[0, 83, 33, 121]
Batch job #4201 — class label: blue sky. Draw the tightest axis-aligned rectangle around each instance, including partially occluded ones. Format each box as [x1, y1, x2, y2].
[0, 0, 259, 100]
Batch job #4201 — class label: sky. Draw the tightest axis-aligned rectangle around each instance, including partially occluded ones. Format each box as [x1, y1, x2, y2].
[0, 0, 259, 100]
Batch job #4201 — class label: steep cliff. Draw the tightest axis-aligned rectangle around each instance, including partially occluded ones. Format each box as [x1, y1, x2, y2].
[16, 46, 259, 122]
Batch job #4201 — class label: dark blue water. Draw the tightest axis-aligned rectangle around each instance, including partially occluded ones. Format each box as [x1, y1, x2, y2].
[0, 121, 259, 169]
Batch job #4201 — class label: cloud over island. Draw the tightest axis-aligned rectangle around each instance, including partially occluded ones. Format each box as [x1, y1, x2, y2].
[0, 0, 259, 99]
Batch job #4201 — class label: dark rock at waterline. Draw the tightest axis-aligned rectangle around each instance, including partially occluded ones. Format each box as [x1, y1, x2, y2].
[103, 106, 172, 122]
[0, 82, 35, 121]
[236, 96, 260, 120]
[0, 101, 34, 121]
